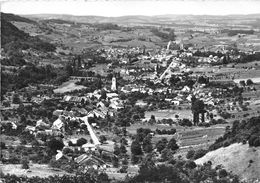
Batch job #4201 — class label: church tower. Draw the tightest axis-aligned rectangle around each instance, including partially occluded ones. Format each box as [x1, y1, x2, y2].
[111, 75, 117, 91]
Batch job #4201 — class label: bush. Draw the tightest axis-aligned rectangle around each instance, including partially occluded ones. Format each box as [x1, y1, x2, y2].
[223, 141, 231, 147]
[46, 138, 64, 155]
[21, 158, 29, 169]
[63, 147, 74, 155]
[99, 135, 107, 144]
[193, 149, 208, 160]
[219, 169, 228, 178]
[0, 142, 6, 149]
[76, 138, 87, 146]
[249, 136, 260, 147]
[184, 160, 197, 169]
[179, 118, 192, 127]
[186, 149, 195, 159]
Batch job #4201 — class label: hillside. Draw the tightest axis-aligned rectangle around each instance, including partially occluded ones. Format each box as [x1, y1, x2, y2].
[23, 14, 260, 28]
[195, 143, 260, 181]
[1, 12, 37, 24]
[1, 13, 56, 52]
[194, 116, 260, 182]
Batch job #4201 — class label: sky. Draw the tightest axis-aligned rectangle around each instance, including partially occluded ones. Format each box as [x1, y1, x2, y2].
[1, 0, 260, 17]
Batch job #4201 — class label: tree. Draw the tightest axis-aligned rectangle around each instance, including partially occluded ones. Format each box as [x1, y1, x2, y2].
[120, 137, 128, 146]
[156, 138, 168, 153]
[100, 90, 107, 100]
[63, 147, 74, 155]
[46, 138, 64, 155]
[12, 94, 20, 104]
[161, 148, 173, 161]
[192, 99, 205, 125]
[167, 137, 179, 151]
[186, 149, 195, 159]
[97, 78, 103, 89]
[143, 135, 153, 153]
[112, 156, 119, 168]
[65, 64, 73, 76]
[77, 138, 87, 146]
[193, 149, 208, 159]
[239, 80, 246, 87]
[1, 142, 6, 149]
[99, 135, 107, 144]
[179, 118, 193, 127]
[219, 169, 228, 178]
[184, 160, 197, 169]
[246, 79, 254, 86]
[113, 143, 120, 156]
[131, 140, 143, 156]
[131, 154, 139, 164]
[197, 76, 208, 84]
[21, 158, 29, 169]
[120, 144, 127, 154]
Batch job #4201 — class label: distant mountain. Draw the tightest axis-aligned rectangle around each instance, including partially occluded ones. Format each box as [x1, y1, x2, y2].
[1, 13, 55, 52]
[21, 13, 260, 29]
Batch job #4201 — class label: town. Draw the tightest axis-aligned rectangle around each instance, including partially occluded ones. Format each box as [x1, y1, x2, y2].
[1, 6, 260, 183]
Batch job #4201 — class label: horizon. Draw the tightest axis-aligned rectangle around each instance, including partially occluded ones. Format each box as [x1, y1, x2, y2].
[2, 0, 260, 17]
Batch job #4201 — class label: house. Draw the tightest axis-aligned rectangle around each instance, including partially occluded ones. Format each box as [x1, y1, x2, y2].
[87, 109, 106, 119]
[82, 143, 96, 151]
[106, 93, 118, 99]
[135, 100, 148, 107]
[53, 109, 63, 117]
[109, 100, 124, 110]
[96, 101, 105, 108]
[52, 117, 64, 131]
[25, 125, 36, 134]
[171, 100, 180, 106]
[75, 154, 107, 170]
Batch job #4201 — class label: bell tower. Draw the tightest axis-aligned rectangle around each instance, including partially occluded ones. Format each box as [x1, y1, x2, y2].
[111, 75, 117, 91]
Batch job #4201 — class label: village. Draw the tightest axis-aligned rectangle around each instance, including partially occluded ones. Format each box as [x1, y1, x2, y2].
[1, 35, 260, 181]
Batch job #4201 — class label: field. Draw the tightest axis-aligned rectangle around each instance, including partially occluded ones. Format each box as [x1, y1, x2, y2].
[145, 109, 193, 121]
[53, 80, 86, 93]
[178, 126, 226, 147]
[0, 164, 72, 178]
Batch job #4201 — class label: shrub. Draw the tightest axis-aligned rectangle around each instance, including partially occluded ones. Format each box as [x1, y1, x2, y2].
[21, 158, 29, 169]
[0, 142, 6, 149]
[193, 149, 208, 159]
[63, 147, 74, 155]
[46, 138, 64, 155]
[179, 118, 193, 127]
[76, 138, 87, 146]
[184, 160, 197, 169]
[99, 135, 107, 144]
[223, 141, 231, 147]
[219, 169, 228, 178]
[167, 138, 179, 151]
[249, 136, 260, 147]
[186, 149, 195, 159]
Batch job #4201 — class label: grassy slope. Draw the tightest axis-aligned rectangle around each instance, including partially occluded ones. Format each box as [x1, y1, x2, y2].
[1, 13, 55, 52]
[195, 143, 260, 181]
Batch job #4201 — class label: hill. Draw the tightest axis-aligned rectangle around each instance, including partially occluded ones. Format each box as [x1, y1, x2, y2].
[195, 143, 260, 181]
[1, 13, 56, 52]
[23, 13, 260, 28]
[1, 12, 37, 24]
[194, 116, 260, 182]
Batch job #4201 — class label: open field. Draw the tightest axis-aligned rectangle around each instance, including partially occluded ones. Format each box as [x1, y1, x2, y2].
[178, 126, 226, 147]
[145, 109, 193, 121]
[0, 164, 72, 178]
[53, 80, 86, 93]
